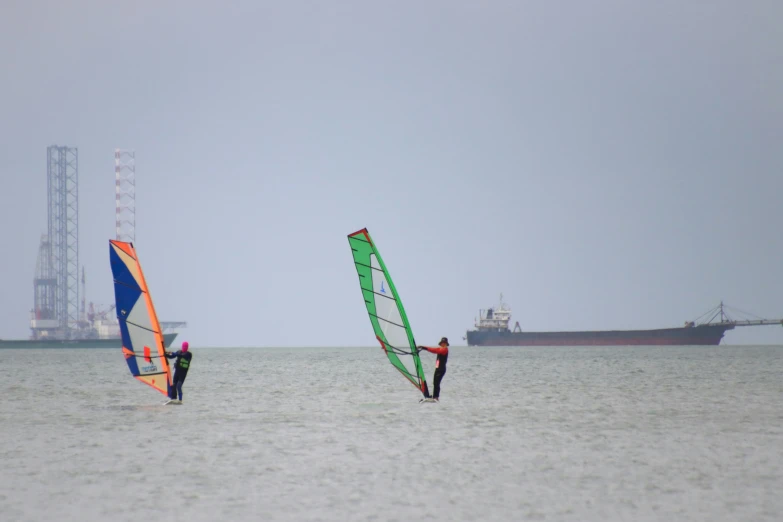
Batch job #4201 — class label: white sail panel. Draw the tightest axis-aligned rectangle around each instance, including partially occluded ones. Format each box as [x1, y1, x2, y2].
[370, 254, 418, 378]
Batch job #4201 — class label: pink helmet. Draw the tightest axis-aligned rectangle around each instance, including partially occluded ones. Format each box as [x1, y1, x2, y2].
[181, 341, 189, 352]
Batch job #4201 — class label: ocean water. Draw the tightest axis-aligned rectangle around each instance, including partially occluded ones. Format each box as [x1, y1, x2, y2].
[1, 345, 781, 522]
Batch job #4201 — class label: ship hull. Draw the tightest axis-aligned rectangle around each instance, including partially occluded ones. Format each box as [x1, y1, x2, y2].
[0, 332, 179, 349]
[466, 324, 734, 346]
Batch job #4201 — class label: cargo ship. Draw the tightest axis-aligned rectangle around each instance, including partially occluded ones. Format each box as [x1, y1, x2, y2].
[465, 296, 782, 346]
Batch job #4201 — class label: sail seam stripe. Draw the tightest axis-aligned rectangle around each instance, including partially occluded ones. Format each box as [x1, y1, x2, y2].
[125, 320, 161, 335]
[353, 261, 383, 273]
[364, 288, 395, 301]
[112, 278, 143, 293]
[368, 312, 405, 329]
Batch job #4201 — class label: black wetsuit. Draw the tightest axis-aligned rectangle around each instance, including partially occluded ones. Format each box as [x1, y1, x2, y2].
[432, 350, 448, 399]
[166, 350, 192, 400]
[419, 345, 449, 399]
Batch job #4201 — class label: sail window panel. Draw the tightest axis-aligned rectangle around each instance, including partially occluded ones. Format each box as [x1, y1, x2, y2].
[126, 323, 162, 376]
[370, 284, 408, 348]
[126, 294, 155, 332]
[369, 251, 421, 382]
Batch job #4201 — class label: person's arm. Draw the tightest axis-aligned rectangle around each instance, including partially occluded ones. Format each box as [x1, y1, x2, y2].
[165, 351, 179, 359]
[416, 345, 438, 353]
[428, 345, 448, 355]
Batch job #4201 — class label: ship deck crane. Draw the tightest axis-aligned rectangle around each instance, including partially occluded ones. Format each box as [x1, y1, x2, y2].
[696, 301, 783, 328]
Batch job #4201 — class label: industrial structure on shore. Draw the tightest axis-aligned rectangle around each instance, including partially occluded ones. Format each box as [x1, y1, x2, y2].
[466, 295, 782, 346]
[0, 146, 184, 348]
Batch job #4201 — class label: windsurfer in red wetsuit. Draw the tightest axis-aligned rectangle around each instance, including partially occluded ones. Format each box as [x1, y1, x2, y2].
[417, 337, 449, 401]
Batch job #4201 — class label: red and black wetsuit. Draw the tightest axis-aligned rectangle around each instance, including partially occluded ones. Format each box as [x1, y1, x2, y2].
[422, 345, 448, 399]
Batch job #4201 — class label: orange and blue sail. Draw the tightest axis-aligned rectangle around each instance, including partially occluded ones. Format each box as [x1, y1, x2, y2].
[109, 240, 172, 396]
[347, 228, 429, 398]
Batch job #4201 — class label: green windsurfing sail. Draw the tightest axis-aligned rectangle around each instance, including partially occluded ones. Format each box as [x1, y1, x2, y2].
[347, 228, 429, 397]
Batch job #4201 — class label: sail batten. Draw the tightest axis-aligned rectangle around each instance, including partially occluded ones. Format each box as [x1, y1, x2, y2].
[347, 228, 428, 397]
[109, 240, 172, 397]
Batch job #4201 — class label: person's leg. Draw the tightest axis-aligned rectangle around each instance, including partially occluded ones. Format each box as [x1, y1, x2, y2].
[169, 370, 180, 399]
[433, 369, 444, 399]
[176, 379, 184, 401]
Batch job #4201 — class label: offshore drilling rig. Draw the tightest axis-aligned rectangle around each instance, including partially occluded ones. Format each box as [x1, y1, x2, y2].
[9, 146, 186, 347]
[30, 146, 81, 340]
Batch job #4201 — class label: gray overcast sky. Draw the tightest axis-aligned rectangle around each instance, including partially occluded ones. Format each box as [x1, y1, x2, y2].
[1, 1, 782, 346]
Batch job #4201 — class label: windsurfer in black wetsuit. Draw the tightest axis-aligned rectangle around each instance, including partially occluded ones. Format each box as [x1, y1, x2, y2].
[417, 337, 449, 401]
[165, 341, 192, 402]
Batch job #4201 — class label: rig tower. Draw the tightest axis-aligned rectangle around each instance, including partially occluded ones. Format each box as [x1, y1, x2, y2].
[115, 149, 136, 242]
[31, 146, 79, 339]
